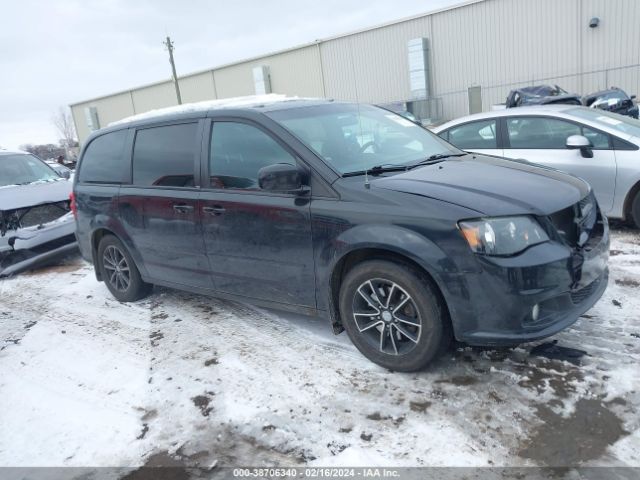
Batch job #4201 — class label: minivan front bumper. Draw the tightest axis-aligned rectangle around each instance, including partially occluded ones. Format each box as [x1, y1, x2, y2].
[445, 221, 610, 346]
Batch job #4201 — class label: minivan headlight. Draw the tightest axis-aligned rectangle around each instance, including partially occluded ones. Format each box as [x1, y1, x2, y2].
[458, 216, 549, 256]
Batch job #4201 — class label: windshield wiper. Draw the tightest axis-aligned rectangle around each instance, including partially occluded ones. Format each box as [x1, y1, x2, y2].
[342, 164, 409, 178]
[342, 153, 468, 178]
[408, 152, 467, 169]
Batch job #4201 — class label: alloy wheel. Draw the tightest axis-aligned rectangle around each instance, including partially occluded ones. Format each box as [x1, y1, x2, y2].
[102, 245, 130, 292]
[352, 278, 422, 356]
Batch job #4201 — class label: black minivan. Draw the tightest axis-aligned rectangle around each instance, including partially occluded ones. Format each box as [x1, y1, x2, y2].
[73, 98, 609, 371]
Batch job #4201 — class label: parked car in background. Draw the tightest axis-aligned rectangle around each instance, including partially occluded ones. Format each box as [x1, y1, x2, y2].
[0, 151, 77, 276]
[73, 96, 608, 371]
[45, 160, 73, 179]
[506, 85, 582, 108]
[583, 87, 638, 119]
[433, 105, 640, 227]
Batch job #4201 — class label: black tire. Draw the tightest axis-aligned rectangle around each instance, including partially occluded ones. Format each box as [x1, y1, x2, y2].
[97, 235, 152, 302]
[338, 260, 449, 372]
[630, 190, 640, 229]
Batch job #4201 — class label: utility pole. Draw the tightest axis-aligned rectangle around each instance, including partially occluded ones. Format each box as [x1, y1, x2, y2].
[163, 36, 182, 105]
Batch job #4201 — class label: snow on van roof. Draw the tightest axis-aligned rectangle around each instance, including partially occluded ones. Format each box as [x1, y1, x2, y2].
[109, 94, 311, 127]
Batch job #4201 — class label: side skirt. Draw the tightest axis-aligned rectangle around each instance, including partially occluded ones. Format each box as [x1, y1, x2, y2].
[142, 275, 325, 319]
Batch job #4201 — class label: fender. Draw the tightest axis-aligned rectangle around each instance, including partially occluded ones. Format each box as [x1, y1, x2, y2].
[88, 214, 150, 282]
[318, 223, 466, 332]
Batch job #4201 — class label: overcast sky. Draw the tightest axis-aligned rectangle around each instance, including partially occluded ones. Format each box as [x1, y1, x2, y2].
[0, 0, 461, 149]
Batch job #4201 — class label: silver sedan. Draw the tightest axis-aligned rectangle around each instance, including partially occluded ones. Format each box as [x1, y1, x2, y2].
[0, 151, 77, 276]
[433, 105, 640, 227]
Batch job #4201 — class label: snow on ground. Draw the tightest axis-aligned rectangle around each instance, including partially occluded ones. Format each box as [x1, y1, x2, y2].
[0, 227, 639, 470]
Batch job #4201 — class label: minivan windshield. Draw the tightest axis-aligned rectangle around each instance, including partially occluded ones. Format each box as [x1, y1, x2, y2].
[0, 154, 61, 187]
[567, 107, 640, 138]
[267, 104, 461, 174]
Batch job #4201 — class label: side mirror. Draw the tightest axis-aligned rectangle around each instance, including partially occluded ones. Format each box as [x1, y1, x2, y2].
[60, 170, 71, 179]
[566, 135, 593, 158]
[631, 95, 637, 100]
[258, 163, 308, 193]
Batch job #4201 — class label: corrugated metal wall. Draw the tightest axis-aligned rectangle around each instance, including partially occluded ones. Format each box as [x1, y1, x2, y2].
[71, 0, 640, 143]
[179, 71, 216, 104]
[71, 91, 136, 144]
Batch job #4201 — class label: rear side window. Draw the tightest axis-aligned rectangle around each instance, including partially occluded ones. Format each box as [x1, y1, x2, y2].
[447, 120, 497, 149]
[209, 122, 296, 190]
[78, 130, 127, 183]
[506, 117, 580, 149]
[132, 123, 199, 187]
[506, 117, 611, 149]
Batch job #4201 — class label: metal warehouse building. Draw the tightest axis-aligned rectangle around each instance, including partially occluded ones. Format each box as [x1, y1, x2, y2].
[71, 0, 640, 144]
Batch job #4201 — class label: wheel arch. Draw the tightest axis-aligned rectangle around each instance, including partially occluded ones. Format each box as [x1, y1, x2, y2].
[90, 227, 146, 281]
[622, 179, 640, 224]
[91, 228, 118, 281]
[328, 244, 454, 337]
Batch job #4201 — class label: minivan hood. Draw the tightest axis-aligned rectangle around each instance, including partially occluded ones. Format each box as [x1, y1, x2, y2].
[0, 180, 71, 211]
[373, 155, 589, 216]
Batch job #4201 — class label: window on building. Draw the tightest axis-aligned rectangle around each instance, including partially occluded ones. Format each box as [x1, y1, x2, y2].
[132, 123, 199, 187]
[447, 120, 498, 150]
[209, 122, 296, 190]
[78, 130, 128, 183]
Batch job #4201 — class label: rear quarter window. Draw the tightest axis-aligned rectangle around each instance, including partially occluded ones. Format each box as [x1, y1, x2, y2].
[612, 136, 639, 151]
[78, 130, 128, 183]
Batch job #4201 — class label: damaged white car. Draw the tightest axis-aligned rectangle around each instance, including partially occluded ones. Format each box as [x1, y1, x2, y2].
[0, 151, 77, 276]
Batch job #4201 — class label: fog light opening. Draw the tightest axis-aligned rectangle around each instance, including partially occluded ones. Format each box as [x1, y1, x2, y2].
[532, 304, 540, 322]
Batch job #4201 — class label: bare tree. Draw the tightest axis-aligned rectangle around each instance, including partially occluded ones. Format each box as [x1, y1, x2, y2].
[51, 107, 77, 149]
[19, 143, 65, 160]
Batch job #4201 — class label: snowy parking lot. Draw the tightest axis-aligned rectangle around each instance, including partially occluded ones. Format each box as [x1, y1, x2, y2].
[0, 227, 639, 472]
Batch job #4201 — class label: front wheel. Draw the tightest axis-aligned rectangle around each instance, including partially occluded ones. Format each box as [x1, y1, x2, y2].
[339, 260, 449, 372]
[97, 235, 152, 302]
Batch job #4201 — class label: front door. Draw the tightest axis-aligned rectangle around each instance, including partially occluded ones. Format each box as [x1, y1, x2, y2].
[119, 121, 211, 288]
[502, 116, 617, 213]
[200, 119, 316, 307]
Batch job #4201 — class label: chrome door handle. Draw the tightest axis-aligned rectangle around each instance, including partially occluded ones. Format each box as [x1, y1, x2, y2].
[202, 205, 226, 215]
[173, 204, 194, 213]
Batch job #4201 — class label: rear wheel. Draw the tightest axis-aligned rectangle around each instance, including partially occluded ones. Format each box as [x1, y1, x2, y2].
[630, 190, 640, 229]
[339, 260, 449, 371]
[98, 235, 152, 302]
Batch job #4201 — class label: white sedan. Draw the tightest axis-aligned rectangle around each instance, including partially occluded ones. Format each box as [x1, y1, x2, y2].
[433, 105, 640, 227]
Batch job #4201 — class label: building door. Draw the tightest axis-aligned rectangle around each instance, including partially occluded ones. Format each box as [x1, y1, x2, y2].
[468, 86, 482, 115]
